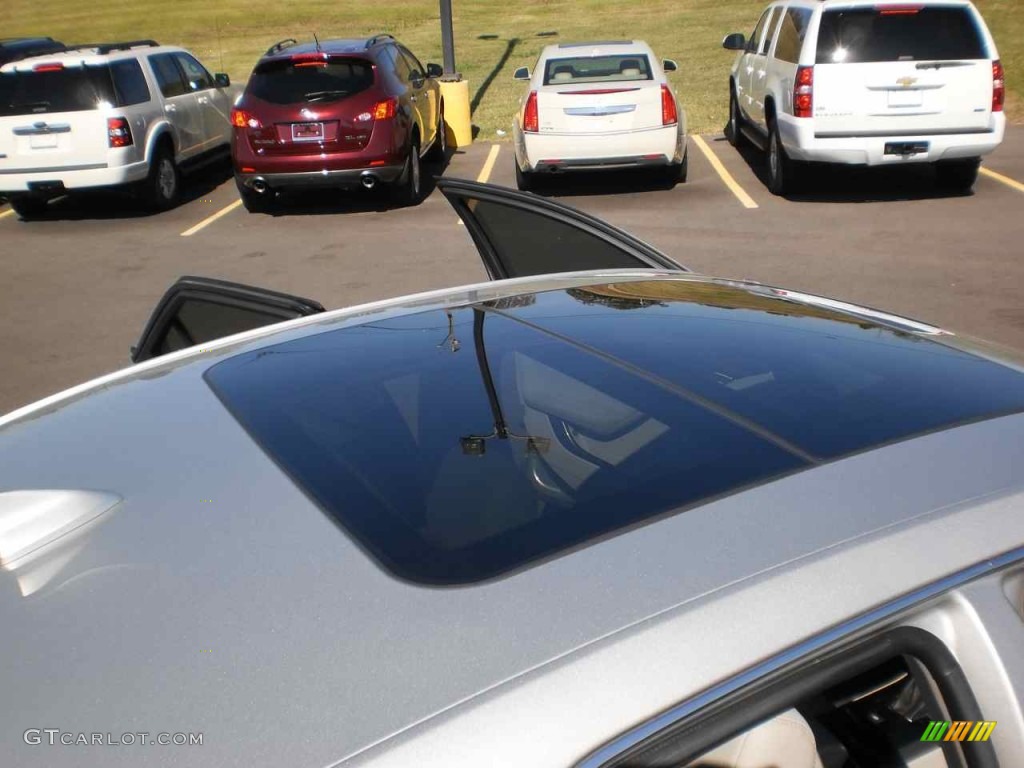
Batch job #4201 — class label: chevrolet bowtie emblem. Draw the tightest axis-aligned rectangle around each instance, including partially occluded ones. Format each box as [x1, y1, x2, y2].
[896, 76, 918, 88]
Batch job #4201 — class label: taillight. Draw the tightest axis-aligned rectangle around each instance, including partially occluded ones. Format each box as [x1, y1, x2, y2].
[371, 98, 397, 120]
[523, 91, 539, 133]
[230, 108, 261, 129]
[107, 117, 133, 148]
[993, 60, 1005, 113]
[794, 66, 814, 118]
[33, 62, 64, 72]
[291, 53, 330, 68]
[661, 85, 677, 125]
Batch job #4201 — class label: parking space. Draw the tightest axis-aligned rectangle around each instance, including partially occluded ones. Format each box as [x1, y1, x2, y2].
[2, 127, 1024, 415]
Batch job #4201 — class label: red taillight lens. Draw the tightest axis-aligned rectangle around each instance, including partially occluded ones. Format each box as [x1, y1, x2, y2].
[230, 108, 261, 129]
[523, 91, 539, 133]
[291, 53, 329, 68]
[33, 62, 64, 72]
[107, 117, 133, 148]
[661, 84, 678, 125]
[993, 59, 1005, 113]
[371, 98, 397, 120]
[794, 66, 814, 118]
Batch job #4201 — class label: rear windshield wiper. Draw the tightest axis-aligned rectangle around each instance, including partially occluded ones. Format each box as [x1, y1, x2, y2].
[915, 61, 974, 70]
[304, 90, 349, 102]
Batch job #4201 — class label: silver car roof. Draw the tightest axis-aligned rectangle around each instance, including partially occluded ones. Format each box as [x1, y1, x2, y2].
[2, 270, 1023, 767]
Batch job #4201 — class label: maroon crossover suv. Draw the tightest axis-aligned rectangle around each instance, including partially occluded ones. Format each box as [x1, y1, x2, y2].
[231, 34, 446, 211]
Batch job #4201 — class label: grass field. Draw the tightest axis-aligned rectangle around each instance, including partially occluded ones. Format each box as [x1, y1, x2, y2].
[3, 0, 1021, 139]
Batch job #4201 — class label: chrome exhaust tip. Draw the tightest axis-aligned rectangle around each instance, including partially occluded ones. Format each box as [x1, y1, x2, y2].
[360, 173, 378, 190]
[251, 179, 269, 194]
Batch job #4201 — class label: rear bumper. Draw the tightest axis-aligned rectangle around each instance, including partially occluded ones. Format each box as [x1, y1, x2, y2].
[235, 165, 404, 190]
[779, 113, 1006, 166]
[0, 160, 149, 193]
[517, 125, 685, 172]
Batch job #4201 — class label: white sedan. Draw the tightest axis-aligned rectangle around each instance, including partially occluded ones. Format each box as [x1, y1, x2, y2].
[511, 40, 688, 189]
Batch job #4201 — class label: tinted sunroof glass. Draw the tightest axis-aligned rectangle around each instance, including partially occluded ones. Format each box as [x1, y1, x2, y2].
[206, 281, 1024, 585]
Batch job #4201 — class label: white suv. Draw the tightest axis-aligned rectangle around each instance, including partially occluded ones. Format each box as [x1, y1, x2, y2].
[0, 40, 235, 218]
[723, 0, 1005, 195]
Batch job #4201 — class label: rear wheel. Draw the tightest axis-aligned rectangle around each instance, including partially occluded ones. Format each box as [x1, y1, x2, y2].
[143, 144, 180, 211]
[391, 138, 423, 206]
[935, 158, 980, 193]
[726, 86, 747, 148]
[766, 119, 799, 196]
[8, 193, 48, 220]
[427, 106, 447, 162]
[515, 160, 535, 191]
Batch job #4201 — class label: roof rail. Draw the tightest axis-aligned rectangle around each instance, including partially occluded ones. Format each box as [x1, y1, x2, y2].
[365, 34, 395, 49]
[265, 38, 297, 56]
[62, 40, 160, 55]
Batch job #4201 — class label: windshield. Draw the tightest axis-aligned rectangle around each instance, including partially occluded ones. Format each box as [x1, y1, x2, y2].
[543, 54, 653, 85]
[0, 65, 117, 116]
[248, 57, 374, 104]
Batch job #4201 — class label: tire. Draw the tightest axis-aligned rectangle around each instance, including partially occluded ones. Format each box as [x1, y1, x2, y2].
[515, 160, 535, 191]
[8, 193, 48, 220]
[143, 144, 180, 211]
[235, 176, 273, 213]
[391, 138, 423, 206]
[726, 86, 747, 148]
[766, 119, 798, 196]
[935, 158, 980, 193]
[427, 107, 447, 162]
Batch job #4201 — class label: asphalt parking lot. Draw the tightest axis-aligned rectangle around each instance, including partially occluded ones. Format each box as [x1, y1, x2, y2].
[2, 126, 1024, 415]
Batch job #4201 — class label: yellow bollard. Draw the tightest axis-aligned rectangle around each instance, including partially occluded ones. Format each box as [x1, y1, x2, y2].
[438, 79, 473, 148]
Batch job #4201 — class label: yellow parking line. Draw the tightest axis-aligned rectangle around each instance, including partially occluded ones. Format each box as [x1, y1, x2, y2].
[180, 199, 243, 237]
[980, 166, 1024, 194]
[477, 144, 501, 183]
[692, 135, 759, 210]
[0, 208, 15, 220]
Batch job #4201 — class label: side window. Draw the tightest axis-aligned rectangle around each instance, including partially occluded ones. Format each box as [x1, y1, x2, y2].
[148, 53, 187, 98]
[174, 53, 213, 92]
[763, 8, 785, 56]
[746, 8, 772, 53]
[110, 59, 151, 106]
[774, 7, 813, 64]
[386, 45, 412, 83]
[399, 46, 425, 80]
[601, 627, 991, 768]
[758, 8, 780, 55]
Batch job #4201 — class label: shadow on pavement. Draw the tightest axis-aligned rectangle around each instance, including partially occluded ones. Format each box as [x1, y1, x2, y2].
[528, 167, 680, 199]
[711, 132, 971, 203]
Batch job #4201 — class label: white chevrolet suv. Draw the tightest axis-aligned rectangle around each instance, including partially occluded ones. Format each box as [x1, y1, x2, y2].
[723, 0, 1005, 195]
[0, 40, 235, 218]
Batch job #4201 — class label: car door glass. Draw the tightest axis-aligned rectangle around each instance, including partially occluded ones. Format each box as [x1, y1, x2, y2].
[758, 8, 779, 55]
[399, 46, 425, 82]
[387, 45, 413, 83]
[437, 179, 688, 278]
[148, 53, 188, 98]
[747, 8, 772, 53]
[762, 8, 784, 56]
[174, 53, 213, 92]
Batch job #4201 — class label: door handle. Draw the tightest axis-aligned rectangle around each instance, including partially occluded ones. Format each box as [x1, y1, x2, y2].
[165, 104, 177, 113]
[198, 96, 209, 104]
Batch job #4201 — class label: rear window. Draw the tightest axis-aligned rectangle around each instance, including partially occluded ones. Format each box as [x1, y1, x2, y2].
[248, 57, 374, 105]
[816, 7, 987, 64]
[205, 282, 1024, 585]
[0, 65, 117, 116]
[543, 54, 652, 85]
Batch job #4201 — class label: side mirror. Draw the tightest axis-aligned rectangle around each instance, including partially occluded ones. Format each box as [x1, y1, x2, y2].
[662, 59, 678, 72]
[722, 33, 747, 51]
[215, 72, 231, 88]
[130, 276, 326, 363]
[513, 66, 530, 81]
[426, 63, 443, 78]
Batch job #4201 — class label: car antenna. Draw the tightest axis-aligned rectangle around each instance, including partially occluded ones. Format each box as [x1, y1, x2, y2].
[313, 32, 321, 53]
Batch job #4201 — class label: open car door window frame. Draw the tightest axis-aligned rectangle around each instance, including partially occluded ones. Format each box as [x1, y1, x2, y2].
[130, 276, 325, 363]
[436, 178, 690, 280]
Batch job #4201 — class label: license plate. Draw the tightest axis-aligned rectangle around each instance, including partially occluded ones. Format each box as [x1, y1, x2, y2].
[885, 141, 929, 157]
[887, 89, 923, 108]
[30, 134, 59, 149]
[291, 122, 324, 142]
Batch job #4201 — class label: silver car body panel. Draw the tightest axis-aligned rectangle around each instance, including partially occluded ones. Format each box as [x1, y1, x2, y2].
[2, 270, 1023, 767]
